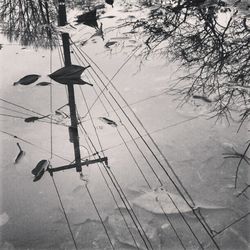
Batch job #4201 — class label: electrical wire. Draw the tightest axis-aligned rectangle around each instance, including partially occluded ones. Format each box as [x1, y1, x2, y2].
[50, 173, 78, 250]
[77, 116, 152, 250]
[70, 39, 202, 247]
[0, 130, 70, 162]
[70, 46, 202, 249]
[69, 39, 220, 249]
[84, 182, 115, 250]
[76, 116, 140, 249]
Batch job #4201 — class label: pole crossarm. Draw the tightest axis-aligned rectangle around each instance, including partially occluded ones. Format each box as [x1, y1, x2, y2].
[48, 157, 108, 173]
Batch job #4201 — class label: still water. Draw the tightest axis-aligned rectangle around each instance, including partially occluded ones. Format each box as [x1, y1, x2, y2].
[0, 0, 249, 249]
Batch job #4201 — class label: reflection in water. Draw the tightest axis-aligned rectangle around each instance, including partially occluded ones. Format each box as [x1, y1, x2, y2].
[131, 0, 250, 123]
[0, 0, 58, 48]
[0, 1, 249, 249]
[0, 0, 106, 48]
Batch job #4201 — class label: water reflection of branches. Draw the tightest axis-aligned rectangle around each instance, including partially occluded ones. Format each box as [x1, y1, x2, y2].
[0, 0, 58, 48]
[127, 0, 250, 124]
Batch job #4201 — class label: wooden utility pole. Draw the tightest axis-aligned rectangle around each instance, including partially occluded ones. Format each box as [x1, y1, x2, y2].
[46, 0, 109, 174]
[58, 0, 82, 172]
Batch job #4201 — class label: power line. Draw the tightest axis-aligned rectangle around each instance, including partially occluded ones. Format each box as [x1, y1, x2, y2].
[50, 173, 78, 250]
[70, 42, 220, 249]
[77, 117, 152, 250]
[70, 38, 207, 247]
[84, 182, 115, 250]
[76, 110, 140, 250]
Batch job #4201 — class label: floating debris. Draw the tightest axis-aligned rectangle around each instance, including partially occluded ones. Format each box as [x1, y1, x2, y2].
[105, 41, 117, 48]
[49, 65, 92, 86]
[99, 117, 118, 127]
[31, 159, 50, 182]
[14, 143, 25, 164]
[105, 0, 114, 7]
[13, 74, 40, 86]
[36, 82, 51, 86]
[192, 95, 212, 103]
[0, 212, 9, 227]
[75, 9, 98, 28]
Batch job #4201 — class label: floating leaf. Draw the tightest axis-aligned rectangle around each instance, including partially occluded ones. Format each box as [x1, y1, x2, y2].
[105, 41, 117, 48]
[192, 95, 212, 103]
[101, 15, 116, 19]
[32, 159, 50, 182]
[13, 74, 40, 86]
[49, 65, 92, 86]
[24, 114, 49, 123]
[99, 117, 117, 127]
[105, 0, 114, 7]
[24, 117, 40, 123]
[36, 82, 51, 86]
[75, 9, 98, 28]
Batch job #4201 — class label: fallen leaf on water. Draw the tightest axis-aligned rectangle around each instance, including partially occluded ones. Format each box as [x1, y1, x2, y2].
[13, 74, 41, 86]
[24, 114, 50, 123]
[36, 82, 51, 86]
[49, 65, 92, 86]
[192, 95, 212, 103]
[101, 15, 116, 19]
[105, 41, 117, 48]
[31, 159, 50, 182]
[99, 117, 118, 127]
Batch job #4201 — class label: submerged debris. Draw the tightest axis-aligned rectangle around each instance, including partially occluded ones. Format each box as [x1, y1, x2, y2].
[14, 143, 25, 164]
[49, 65, 92, 86]
[31, 159, 50, 182]
[13, 74, 40, 86]
[99, 117, 118, 127]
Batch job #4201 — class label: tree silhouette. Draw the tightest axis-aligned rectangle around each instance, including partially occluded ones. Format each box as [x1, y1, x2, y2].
[0, 0, 58, 48]
[127, 0, 250, 125]
[122, 0, 250, 191]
